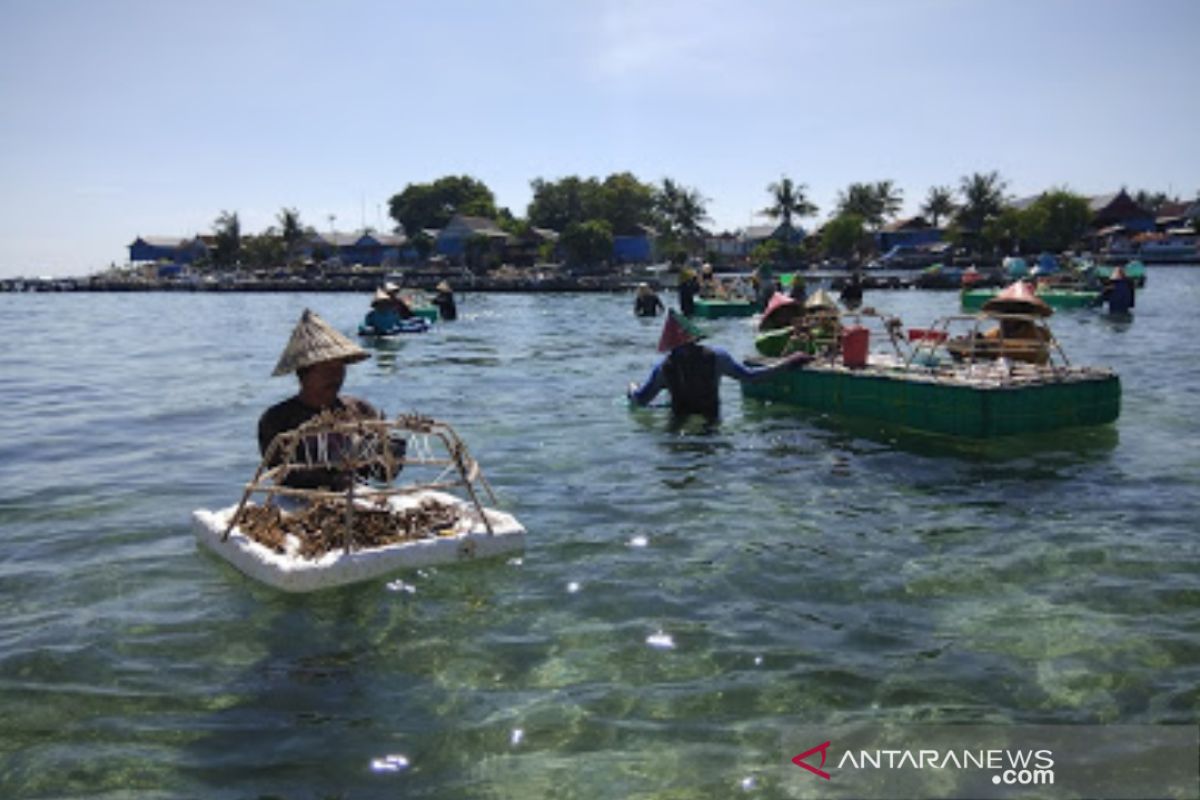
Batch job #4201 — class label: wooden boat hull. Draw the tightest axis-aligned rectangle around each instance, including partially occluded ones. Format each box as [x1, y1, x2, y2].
[741, 362, 1120, 438]
[192, 489, 525, 593]
[693, 299, 757, 318]
[961, 288, 1099, 311]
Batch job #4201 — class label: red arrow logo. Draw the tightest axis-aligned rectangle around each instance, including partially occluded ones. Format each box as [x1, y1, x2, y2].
[792, 740, 832, 780]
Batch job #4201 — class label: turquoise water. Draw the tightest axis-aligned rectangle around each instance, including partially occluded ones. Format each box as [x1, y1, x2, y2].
[0, 274, 1197, 798]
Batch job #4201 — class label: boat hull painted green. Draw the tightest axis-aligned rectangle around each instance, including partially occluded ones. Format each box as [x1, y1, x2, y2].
[693, 299, 757, 318]
[412, 306, 438, 322]
[961, 288, 1100, 311]
[742, 366, 1120, 438]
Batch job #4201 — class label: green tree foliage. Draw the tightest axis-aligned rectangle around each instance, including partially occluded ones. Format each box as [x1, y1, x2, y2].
[527, 176, 605, 231]
[921, 186, 956, 227]
[981, 208, 1022, 256]
[410, 230, 434, 261]
[748, 237, 803, 270]
[822, 213, 866, 259]
[654, 178, 710, 253]
[1020, 189, 1092, 252]
[212, 210, 241, 269]
[602, 172, 656, 235]
[1133, 189, 1171, 214]
[242, 230, 286, 270]
[527, 173, 659, 236]
[277, 208, 305, 266]
[465, 232, 502, 274]
[761, 177, 818, 229]
[560, 219, 614, 269]
[836, 181, 902, 230]
[387, 175, 497, 236]
[955, 171, 1009, 233]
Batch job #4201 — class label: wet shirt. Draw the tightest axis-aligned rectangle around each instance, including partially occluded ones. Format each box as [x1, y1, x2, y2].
[432, 291, 458, 321]
[629, 343, 785, 418]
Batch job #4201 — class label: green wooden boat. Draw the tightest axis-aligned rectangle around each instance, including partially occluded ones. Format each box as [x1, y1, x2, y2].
[693, 298, 757, 319]
[412, 305, 438, 322]
[961, 287, 1099, 311]
[741, 314, 1120, 439]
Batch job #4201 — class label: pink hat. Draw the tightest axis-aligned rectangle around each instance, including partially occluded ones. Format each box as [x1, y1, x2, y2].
[981, 280, 1052, 318]
[657, 310, 705, 352]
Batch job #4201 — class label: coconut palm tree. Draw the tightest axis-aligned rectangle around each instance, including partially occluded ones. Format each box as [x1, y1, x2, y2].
[655, 178, 711, 253]
[874, 180, 903, 223]
[761, 177, 818, 230]
[956, 171, 1009, 232]
[921, 186, 956, 227]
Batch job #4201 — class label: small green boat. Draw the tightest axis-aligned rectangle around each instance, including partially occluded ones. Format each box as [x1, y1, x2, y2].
[693, 298, 757, 319]
[961, 287, 1099, 311]
[412, 305, 439, 322]
[741, 313, 1120, 439]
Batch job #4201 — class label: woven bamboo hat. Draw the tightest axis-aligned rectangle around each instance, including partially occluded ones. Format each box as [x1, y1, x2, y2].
[436, 280, 452, 293]
[805, 288, 838, 310]
[982, 280, 1052, 317]
[272, 309, 369, 376]
[370, 288, 391, 307]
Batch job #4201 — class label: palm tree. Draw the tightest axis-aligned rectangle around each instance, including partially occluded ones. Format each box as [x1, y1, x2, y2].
[837, 182, 883, 228]
[761, 177, 818, 230]
[956, 171, 1009, 232]
[874, 180, 904, 223]
[655, 178, 711, 253]
[921, 186, 956, 227]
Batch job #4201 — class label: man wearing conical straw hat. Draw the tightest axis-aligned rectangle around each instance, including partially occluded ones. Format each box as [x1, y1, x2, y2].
[626, 310, 810, 420]
[431, 279, 458, 321]
[258, 309, 382, 487]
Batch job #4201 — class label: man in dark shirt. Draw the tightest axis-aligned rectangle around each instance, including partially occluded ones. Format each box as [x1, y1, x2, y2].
[258, 309, 382, 489]
[431, 280, 458, 321]
[627, 310, 809, 419]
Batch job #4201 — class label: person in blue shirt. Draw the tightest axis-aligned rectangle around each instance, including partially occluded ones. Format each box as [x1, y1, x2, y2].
[362, 288, 402, 333]
[627, 310, 809, 419]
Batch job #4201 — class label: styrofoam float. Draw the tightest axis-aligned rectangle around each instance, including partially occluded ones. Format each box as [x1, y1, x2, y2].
[193, 413, 525, 592]
[193, 490, 524, 592]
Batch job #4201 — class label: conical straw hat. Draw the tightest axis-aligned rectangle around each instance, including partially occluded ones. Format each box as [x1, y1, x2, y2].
[981, 280, 1052, 317]
[657, 309, 705, 352]
[805, 288, 837, 310]
[272, 308, 369, 376]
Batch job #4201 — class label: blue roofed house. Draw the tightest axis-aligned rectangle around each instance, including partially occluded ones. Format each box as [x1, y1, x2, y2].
[436, 215, 511, 263]
[875, 217, 942, 252]
[343, 231, 407, 266]
[129, 235, 209, 277]
[129, 235, 209, 265]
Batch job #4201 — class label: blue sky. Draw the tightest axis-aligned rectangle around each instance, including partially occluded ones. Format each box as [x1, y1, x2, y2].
[1, 0, 1197, 277]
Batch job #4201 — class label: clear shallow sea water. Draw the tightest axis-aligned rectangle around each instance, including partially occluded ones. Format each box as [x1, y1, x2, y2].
[0, 273, 1197, 799]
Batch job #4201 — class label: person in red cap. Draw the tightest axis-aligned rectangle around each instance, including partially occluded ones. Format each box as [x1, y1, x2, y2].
[627, 310, 808, 419]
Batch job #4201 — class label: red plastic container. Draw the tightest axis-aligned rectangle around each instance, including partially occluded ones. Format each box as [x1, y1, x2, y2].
[841, 325, 869, 368]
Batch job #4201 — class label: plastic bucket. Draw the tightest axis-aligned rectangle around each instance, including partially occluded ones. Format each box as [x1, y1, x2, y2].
[842, 325, 869, 368]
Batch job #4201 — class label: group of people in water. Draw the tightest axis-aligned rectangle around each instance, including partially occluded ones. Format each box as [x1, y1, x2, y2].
[258, 260, 1141, 491]
[361, 280, 458, 334]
